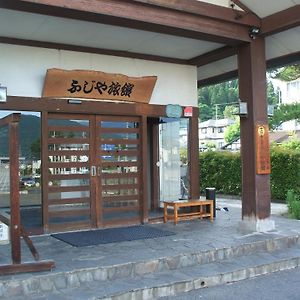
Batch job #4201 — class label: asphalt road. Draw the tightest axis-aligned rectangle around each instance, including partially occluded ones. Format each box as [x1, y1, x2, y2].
[164, 267, 300, 300]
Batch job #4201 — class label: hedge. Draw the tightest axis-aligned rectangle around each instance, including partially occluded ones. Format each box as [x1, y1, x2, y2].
[200, 151, 241, 195]
[270, 148, 300, 199]
[199, 149, 300, 200]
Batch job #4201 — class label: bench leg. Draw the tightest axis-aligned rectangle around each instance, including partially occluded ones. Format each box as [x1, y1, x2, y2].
[163, 203, 167, 223]
[210, 203, 214, 222]
[174, 203, 178, 225]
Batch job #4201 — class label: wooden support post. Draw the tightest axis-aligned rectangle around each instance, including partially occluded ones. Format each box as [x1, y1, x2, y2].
[0, 113, 55, 275]
[9, 118, 21, 264]
[238, 37, 274, 232]
[150, 119, 159, 210]
[141, 115, 148, 223]
[41, 111, 49, 232]
[188, 107, 200, 199]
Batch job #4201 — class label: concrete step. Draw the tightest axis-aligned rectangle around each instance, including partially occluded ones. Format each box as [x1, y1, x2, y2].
[1, 235, 300, 299]
[81, 246, 300, 300]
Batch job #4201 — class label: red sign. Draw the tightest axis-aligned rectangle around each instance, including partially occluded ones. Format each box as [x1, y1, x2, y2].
[184, 106, 193, 117]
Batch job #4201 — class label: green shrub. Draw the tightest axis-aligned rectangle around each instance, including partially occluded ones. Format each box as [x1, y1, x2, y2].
[200, 151, 241, 195]
[199, 149, 299, 201]
[270, 148, 300, 200]
[286, 190, 300, 219]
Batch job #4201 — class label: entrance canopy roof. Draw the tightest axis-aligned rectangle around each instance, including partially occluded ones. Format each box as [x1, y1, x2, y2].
[0, 0, 299, 86]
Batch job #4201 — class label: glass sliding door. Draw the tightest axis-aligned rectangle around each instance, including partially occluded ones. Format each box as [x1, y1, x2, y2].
[96, 116, 142, 227]
[158, 118, 189, 206]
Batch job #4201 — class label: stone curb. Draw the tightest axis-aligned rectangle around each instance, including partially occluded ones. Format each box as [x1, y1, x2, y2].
[1, 235, 300, 298]
[98, 256, 300, 300]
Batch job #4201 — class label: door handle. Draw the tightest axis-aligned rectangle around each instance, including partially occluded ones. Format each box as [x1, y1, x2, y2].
[91, 166, 96, 177]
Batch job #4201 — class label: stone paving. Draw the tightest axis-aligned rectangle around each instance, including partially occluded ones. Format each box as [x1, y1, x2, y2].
[0, 198, 299, 299]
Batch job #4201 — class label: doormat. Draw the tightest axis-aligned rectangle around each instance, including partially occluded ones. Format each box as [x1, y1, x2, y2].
[51, 225, 175, 247]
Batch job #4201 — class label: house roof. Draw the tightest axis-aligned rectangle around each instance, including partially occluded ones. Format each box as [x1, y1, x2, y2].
[199, 118, 235, 128]
[269, 130, 300, 143]
[0, 0, 299, 86]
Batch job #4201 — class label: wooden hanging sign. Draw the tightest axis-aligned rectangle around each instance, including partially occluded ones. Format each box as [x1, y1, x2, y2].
[42, 68, 157, 103]
[255, 124, 271, 174]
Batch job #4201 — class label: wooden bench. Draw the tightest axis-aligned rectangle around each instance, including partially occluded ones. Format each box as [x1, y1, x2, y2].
[163, 200, 214, 225]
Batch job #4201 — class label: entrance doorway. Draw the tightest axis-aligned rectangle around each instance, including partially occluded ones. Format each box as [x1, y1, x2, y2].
[44, 113, 142, 232]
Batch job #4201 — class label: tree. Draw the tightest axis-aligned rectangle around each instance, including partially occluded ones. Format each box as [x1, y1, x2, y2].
[199, 103, 213, 121]
[224, 120, 240, 143]
[30, 138, 41, 160]
[198, 78, 279, 121]
[267, 81, 279, 105]
[223, 106, 238, 119]
[269, 103, 300, 130]
[271, 65, 300, 81]
[280, 135, 300, 151]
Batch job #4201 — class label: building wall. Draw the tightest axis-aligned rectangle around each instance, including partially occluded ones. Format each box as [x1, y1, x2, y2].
[272, 78, 300, 131]
[0, 43, 197, 106]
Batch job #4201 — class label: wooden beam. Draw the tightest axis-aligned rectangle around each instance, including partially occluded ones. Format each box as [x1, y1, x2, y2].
[261, 5, 300, 36]
[189, 46, 237, 67]
[131, 0, 260, 26]
[0, 0, 252, 44]
[231, 0, 260, 19]
[197, 70, 238, 87]
[267, 51, 300, 69]
[0, 37, 191, 66]
[1, 96, 168, 117]
[197, 51, 300, 87]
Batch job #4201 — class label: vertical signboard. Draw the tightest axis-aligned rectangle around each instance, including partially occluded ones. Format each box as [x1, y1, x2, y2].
[255, 124, 271, 174]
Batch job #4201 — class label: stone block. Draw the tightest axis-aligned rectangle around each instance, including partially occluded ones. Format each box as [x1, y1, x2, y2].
[78, 271, 94, 283]
[134, 260, 159, 275]
[53, 274, 67, 290]
[66, 273, 80, 288]
[93, 268, 108, 281]
[22, 278, 40, 295]
[39, 277, 54, 292]
[4, 281, 23, 297]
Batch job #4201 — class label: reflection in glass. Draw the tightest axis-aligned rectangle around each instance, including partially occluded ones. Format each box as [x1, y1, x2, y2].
[48, 154, 89, 163]
[49, 179, 90, 187]
[100, 144, 138, 151]
[102, 166, 138, 174]
[49, 130, 89, 138]
[101, 133, 138, 140]
[102, 189, 138, 196]
[49, 167, 90, 175]
[101, 121, 139, 129]
[103, 199, 138, 208]
[48, 119, 89, 127]
[101, 155, 137, 162]
[102, 177, 137, 185]
[48, 191, 90, 200]
[48, 143, 89, 151]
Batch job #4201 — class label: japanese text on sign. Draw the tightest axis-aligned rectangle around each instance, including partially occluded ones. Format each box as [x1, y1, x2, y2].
[42, 68, 157, 103]
[256, 124, 271, 174]
[67, 80, 134, 98]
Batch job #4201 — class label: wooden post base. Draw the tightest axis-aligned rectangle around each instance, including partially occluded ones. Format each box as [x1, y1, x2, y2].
[0, 261, 55, 276]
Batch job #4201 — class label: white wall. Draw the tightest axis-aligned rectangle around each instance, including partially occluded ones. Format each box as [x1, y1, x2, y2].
[0, 43, 197, 106]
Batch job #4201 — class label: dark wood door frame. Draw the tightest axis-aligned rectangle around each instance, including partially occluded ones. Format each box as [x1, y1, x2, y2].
[1, 96, 200, 232]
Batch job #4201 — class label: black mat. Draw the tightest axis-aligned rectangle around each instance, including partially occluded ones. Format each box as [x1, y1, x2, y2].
[52, 225, 175, 247]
